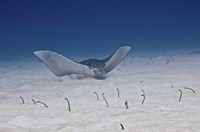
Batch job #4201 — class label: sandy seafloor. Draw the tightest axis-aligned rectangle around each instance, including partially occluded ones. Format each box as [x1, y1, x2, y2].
[0, 52, 200, 132]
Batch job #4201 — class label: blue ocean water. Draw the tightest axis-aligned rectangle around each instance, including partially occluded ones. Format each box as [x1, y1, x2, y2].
[0, 0, 200, 60]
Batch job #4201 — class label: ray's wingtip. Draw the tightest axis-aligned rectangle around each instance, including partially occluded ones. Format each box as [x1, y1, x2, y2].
[120, 45, 132, 50]
[126, 45, 132, 49]
[33, 51, 38, 57]
[33, 51, 43, 58]
[119, 45, 132, 52]
[33, 50, 48, 57]
[33, 51, 38, 55]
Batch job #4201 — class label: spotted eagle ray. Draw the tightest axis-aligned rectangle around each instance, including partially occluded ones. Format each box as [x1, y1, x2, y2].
[34, 46, 132, 78]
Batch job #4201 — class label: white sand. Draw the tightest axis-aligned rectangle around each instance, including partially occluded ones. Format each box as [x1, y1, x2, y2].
[0, 53, 200, 132]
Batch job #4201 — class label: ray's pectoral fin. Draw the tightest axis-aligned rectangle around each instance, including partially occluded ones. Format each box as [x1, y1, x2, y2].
[103, 46, 132, 73]
[33, 51, 95, 77]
